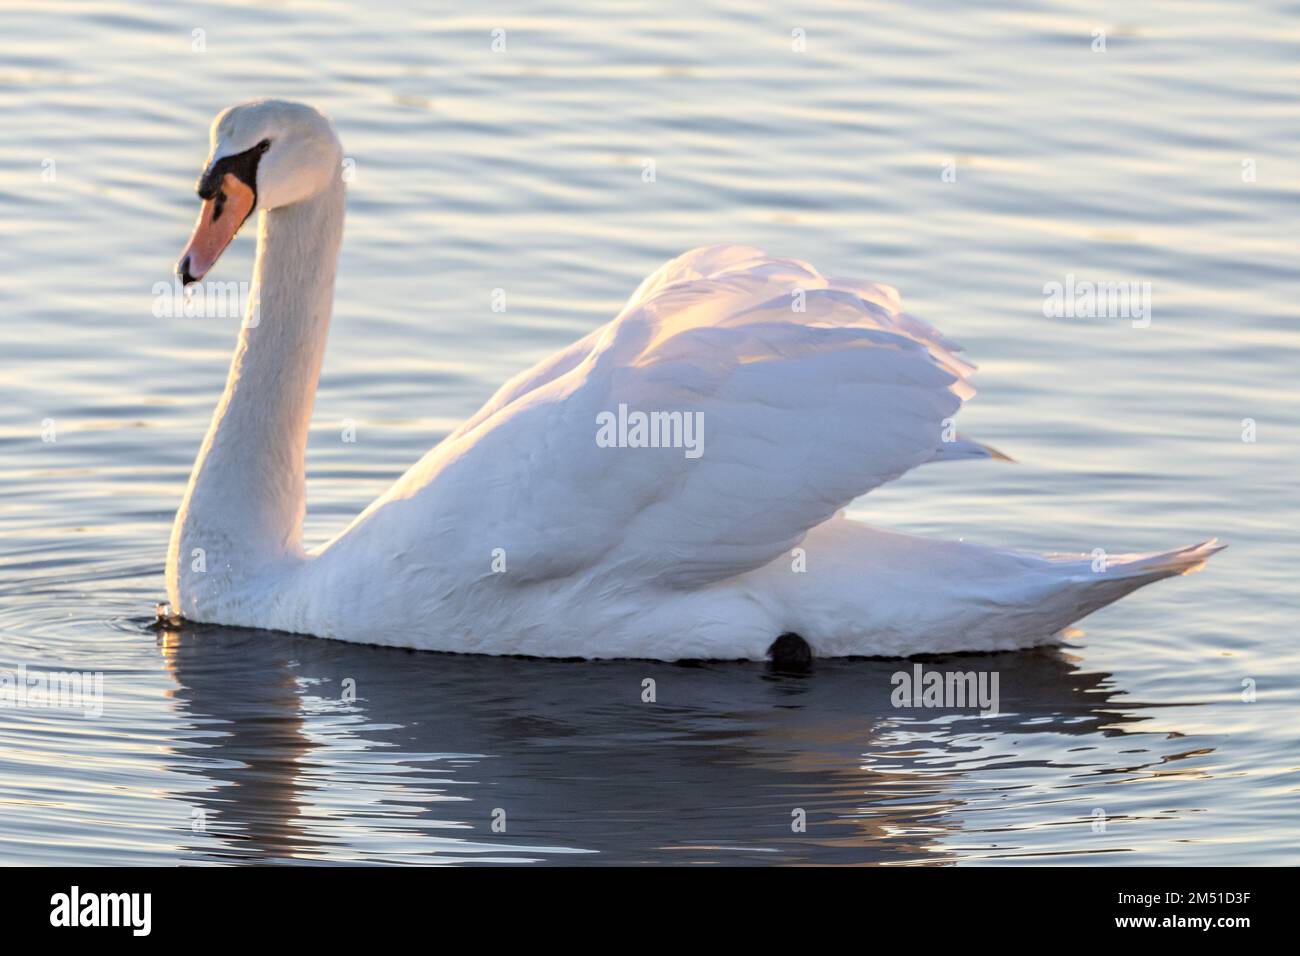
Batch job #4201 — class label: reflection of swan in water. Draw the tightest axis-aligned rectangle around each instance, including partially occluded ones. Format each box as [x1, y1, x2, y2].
[157, 621, 1200, 865]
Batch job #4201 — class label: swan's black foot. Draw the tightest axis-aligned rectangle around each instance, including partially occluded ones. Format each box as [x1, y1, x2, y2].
[767, 632, 813, 672]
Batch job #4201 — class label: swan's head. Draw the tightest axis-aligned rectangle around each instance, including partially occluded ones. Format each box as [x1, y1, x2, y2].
[178, 99, 342, 285]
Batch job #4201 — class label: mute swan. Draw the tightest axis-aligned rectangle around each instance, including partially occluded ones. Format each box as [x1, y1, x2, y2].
[165, 100, 1222, 661]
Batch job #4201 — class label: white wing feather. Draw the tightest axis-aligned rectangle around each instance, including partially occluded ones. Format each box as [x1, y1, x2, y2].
[326, 246, 975, 590]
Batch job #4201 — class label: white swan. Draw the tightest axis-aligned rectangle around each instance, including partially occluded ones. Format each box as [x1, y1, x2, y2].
[165, 100, 1222, 661]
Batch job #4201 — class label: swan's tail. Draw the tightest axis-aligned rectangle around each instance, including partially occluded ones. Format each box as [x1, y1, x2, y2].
[1098, 538, 1225, 581]
[1019, 538, 1226, 644]
[744, 522, 1226, 657]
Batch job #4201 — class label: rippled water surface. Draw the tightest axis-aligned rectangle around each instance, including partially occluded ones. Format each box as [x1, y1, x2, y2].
[1, 0, 1297, 864]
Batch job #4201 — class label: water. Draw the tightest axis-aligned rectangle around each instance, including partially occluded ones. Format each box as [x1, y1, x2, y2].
[0, 0, 1297, 865]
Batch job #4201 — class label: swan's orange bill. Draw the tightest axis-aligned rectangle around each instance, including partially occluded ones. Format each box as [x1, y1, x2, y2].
[178, 172, 255, 284]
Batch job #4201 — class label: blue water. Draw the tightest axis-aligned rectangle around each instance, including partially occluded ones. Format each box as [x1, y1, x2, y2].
[0, 0, 1296, 864]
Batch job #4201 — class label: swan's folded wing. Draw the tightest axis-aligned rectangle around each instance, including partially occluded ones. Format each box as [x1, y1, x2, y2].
[593, 312, 968, 586]
[341, 247, 974, 591]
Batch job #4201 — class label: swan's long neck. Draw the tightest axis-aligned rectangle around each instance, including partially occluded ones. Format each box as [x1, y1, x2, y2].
[167, 176, 345, 614]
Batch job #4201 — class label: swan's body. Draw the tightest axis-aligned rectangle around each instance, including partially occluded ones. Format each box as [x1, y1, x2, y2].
[166, 101, 1221, 660]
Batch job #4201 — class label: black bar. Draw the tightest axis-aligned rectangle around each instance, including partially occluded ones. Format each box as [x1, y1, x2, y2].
[1, 866, 1283, 941]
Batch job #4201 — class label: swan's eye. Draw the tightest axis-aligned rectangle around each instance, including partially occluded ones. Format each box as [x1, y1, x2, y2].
[257, 139, 271, 153]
